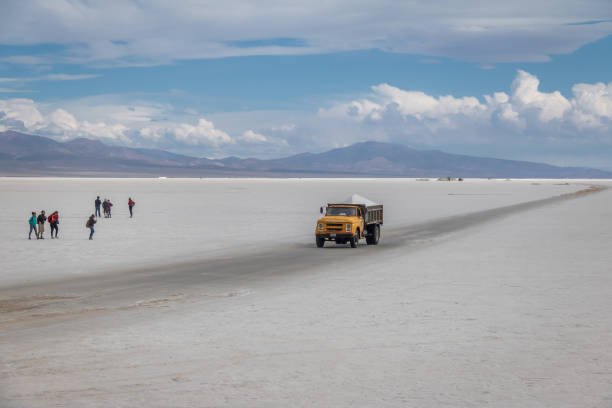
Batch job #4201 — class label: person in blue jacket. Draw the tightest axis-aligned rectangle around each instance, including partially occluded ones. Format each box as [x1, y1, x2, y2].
[28, 211, 38, 240]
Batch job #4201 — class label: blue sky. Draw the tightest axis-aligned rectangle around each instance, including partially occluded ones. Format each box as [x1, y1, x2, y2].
[1, 1, 611, 169]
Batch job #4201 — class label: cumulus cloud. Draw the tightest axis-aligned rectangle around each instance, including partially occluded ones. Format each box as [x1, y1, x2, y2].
[240, 129, 268, 143]
[172, 119, 233, 146]
[319, 70, 612, 146]
[484, 92, 522, 126]
[321, 86, 488, 126]
[570, 82, 612, 128]
[0, 1, 610, 66]
[48, 108, 78, 131]
[140, 118, 234, 146]
[0, 98, 130, 143]
[374, 84, 485, 118]
[236, 129, 290, 150]
[321, 85, 487, 126]
[511, 70, 571, 122]
[45, 107, 131, 142]
[0, 98, 44, 128]
[79, 121, 129, 142]
[0, 97, 237, 148]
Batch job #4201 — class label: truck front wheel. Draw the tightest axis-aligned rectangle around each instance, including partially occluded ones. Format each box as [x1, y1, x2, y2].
[316, 236, 325, 248]
[350, 229, 359, 248]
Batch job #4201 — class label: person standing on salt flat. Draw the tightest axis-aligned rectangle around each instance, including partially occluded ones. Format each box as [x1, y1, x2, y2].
[86, 215, 97, 240]
[128, 197, 135, 218]
[95, 196, 102, 218]
[107, 199, 113, 218]
[37, 210, 46, 239]
[102, 199, 109, 218]
[48, 211, 59, 239]
[28, 212, 38, 240]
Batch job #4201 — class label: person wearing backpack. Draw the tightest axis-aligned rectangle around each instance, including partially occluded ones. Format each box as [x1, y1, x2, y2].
[37, 210, 46, 239]
[128, 197, 135, 218]
[102, 199, 109, 218]
[28, 211, 38, 240]
[107, 200, 113, 218]
[86, 214, 97, 240]
[48, 211, 59, 239]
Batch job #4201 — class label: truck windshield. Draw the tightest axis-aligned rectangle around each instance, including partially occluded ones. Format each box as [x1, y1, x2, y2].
[326, 207, 356, 216]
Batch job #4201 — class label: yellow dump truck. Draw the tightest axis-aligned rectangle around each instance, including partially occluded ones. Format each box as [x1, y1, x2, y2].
[315, 194, 383, 248]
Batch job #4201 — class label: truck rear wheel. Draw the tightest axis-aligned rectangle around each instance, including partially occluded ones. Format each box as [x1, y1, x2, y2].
[373, 225, 381, 245]
[316, 236, 325, 248]
[366, 225, 380, 245]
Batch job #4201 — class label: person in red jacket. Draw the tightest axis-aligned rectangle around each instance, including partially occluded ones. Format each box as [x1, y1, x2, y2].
[128, 197, 135, 218]
[48, 211, 59, 239]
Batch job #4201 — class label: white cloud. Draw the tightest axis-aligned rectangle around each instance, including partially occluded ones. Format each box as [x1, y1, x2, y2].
[41, 74, 100, 81]
[319, 70, 612, 145]
[484, 92, 522, 125]
[576, 82, 612, 119]
[0, 1, 610, 66]
[321, 84, 488, 125]
[140, 118, 234, 146]
[241, 129, 268, 143]
[139, 126, 164, 141]
[374, 84, 486, 118]
[0, 98, 44, 128]
[321, 99, 383, 121]
[511, 70, 571, 122]
[48, 108, 78, 131]
[0, 97, 236, 147]
[0, 74, 100, 83]
[79, 121, 129, 142]
[173, 119, 233, 146]
[0, 98, 130, 142]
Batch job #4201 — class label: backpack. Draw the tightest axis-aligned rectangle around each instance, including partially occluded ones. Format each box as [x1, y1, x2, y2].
[86, 219, 91, 228]
[48, 215, 53, 223]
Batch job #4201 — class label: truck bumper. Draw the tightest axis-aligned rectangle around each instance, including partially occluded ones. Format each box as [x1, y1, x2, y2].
[316, 233, 353, 241]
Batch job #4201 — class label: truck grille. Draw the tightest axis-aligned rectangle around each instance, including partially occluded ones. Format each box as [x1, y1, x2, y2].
[326, 223, 343, 231]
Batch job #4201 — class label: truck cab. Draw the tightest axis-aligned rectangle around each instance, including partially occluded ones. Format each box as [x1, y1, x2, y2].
[315, 195, 383, 248]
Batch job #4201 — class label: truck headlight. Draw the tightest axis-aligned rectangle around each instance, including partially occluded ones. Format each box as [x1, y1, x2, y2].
[345, 224, 351, 232]
[318, 223, 324, 230]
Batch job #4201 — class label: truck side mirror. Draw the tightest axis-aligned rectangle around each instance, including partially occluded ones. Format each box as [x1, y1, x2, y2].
[320, 206, 323, 214]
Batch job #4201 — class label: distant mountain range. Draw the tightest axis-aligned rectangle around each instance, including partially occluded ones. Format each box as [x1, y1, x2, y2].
[1, 130, 610, 178]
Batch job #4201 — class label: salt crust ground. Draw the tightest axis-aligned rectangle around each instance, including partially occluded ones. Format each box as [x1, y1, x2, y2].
[0, 177, 589, 286]
[1, 178, 611, 407]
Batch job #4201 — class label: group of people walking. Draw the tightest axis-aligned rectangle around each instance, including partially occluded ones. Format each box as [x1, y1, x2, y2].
[95, 196, 114, 218]
[88, 196, 135, 239]
[28, 210, 59, 240]
[28, 196, 135, 241]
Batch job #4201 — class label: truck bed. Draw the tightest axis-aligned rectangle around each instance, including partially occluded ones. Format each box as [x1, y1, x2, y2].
[364, 205, 383, 225]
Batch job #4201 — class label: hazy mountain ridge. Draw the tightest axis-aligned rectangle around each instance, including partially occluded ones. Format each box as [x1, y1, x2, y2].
[1, 131, 610, 178]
